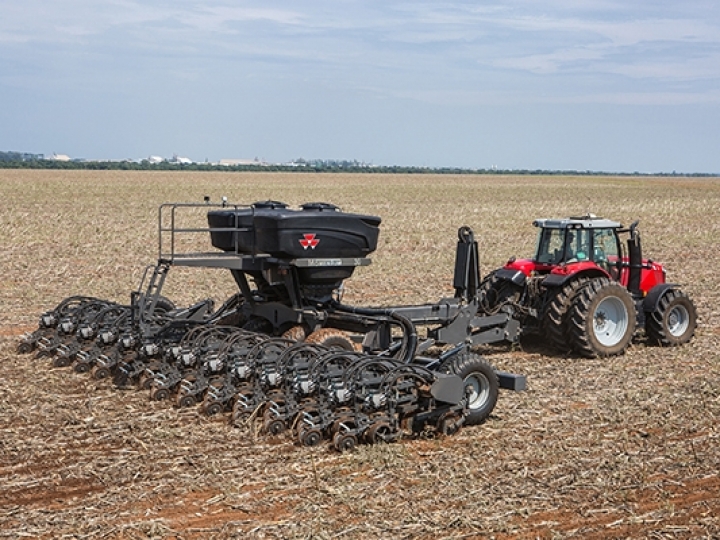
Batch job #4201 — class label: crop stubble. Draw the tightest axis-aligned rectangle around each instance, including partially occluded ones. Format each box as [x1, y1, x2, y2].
[0, 170, 718, 539]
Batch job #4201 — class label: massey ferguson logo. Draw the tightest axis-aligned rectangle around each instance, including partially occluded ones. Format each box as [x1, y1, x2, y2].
[299, 233, 320, 250]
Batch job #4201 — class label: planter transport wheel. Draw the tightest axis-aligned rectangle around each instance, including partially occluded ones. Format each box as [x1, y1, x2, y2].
[439, 352, 498, 426]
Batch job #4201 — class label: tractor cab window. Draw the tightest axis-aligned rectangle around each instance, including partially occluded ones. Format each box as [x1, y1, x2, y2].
[534, 228, 566, 264]
[593, 228, 620, 277]
[564, 228, 591, 263]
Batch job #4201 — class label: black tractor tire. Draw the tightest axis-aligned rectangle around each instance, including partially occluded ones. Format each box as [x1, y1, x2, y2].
[645, 289, 697, 346]
[567, 278, 636, 357]
[439, 352, 498, 426]
[305, 328, 356, 351]
[542, 277, 590, 352]
[478, 271, 522, 316]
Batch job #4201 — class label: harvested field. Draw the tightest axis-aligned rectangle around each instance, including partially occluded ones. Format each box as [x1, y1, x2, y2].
[1, 170, 719, 539]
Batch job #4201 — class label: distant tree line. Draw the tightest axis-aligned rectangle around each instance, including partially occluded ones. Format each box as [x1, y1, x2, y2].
[0, 151, 715, 177]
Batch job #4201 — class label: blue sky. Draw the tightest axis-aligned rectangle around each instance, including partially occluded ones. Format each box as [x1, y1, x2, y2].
[1, 1, 719, 172]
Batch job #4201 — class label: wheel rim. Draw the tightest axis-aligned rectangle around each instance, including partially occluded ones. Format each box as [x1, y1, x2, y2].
[303, 429, 321, 446]
[336, 434, 356, 452]
[667, 304, 690, 337]
[205, 403, 222, 416]
[593, 296, 629, 347]
[367, 422, 391, 444]
[465, 372, 491, 411]
[180, 396, 195, 408]
[268, 420, 285, 435]
[53, 356, 70, 367]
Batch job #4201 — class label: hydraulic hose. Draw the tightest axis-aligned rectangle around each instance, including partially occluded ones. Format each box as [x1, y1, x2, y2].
[329, 301, 418, 363]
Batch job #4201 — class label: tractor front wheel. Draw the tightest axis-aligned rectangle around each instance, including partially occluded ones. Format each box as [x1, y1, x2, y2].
[567, 279, 636, 357]
[440, 353, 498, 426]
[645, 289, 697, 346]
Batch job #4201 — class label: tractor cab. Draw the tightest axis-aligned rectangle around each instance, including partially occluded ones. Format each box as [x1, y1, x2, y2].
[501, 214, 667, 295]
[532, 216, 623, 278]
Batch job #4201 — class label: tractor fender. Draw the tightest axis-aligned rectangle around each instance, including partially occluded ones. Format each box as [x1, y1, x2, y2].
[495, 268, 526, 286]
[541, 268, 608, 289]
[643, 283, 679, 312]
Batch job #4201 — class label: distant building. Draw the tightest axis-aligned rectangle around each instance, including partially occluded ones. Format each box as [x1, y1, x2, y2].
[51, 153, 71, 162]
[170, 154, 193, 165]
[219, 158, 263, 166]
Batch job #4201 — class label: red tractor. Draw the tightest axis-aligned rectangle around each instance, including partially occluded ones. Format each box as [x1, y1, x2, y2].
[479, 215, 697, 357]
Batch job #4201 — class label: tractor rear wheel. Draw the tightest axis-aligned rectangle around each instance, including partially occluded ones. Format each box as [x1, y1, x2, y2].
[305, 328, 356, 351]
[439, 353, 498, 426]
[567, 278, 636, 357]
[645, 289, 697, 346]
[543, 277, 590, 352]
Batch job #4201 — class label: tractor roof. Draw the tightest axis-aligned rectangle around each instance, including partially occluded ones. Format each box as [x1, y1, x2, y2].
[533, 215, 622, 229]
